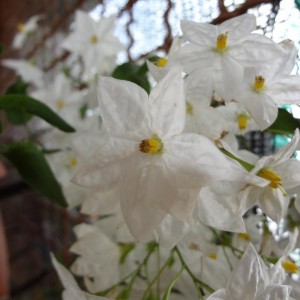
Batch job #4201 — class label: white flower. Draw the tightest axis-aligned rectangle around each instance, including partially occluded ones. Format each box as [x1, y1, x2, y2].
[234, 41, 300, 130]
[72, 67, 245, 240]
[51, 253, 110, 300]
[239, 130, 300, 223]
[69, 224, 120, 293]
[2, 59, 45, 88]
[61, 10, 123, 72]
[12, 15, 43, 49]
[179, 14, 284, 102]
[30, 73, 86, 125]
[146, 36, 183, 82]
[207, 244, 292, 300]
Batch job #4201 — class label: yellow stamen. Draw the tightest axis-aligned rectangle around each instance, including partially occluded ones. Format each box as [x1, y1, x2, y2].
[139, 138, 163, 154]
[90, 35, 99, 44]
[70, 156, 78, 167]
[253, 76, 265, 92]
[55, 99, 65, 110]
[208, 252, 217, 259]
[237, 113, 249, 130]
[17, 23, 26, 32]
[282, 260, 298, 274]
[257, 168, 281, 189]
[155, 58, 168, 68]
[238, 233, 250, 241]
[216, 33, 228, 52]
[186, 101, 193, 115]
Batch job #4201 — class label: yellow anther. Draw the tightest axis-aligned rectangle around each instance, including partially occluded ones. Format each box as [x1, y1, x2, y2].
[253, 76, 265, 92]
[90, 35, 99, 44]
[55, 99, 65, 110]
[216, 33, 228, 51]
[17, 23, 26, 32]
[237, 113, 249, 130]
[282, 260, 298, 274]
[257, 168, 281, 189]
[70, 156, 78, 167]
[238, 233, 250, 241]
[208, 252, 217, 259]
[155, 58, 168, 68]
[139, 138, 163, 154]
[186, 101, 193, 115]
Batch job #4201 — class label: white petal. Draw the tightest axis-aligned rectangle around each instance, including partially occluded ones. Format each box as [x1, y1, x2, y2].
[220, 14, 256, 43]
[214, 54, 243, 102]
[258, 188, 288, 223]
[154, 214, 191, 249]
[97, 77, 151, 140]
[149, 66, 185, 137]
[227, 244, 265, 300]
[120, 155, 176, 240]
[239, 91, 278, 131]
[256, 284, 291, 300]
[72, 138, 136, 188]
[197, 186, 246, 233]
[207, 288, 228, 300]
[180, 20, 217, 47]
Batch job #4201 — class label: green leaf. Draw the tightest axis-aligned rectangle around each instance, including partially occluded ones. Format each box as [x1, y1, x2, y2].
[112, 62, 150, 93]
[162, 268, 183, 300]
[0, 141, 67, 207]
[267, 108, 300, 135]
[0, 44, 3, 55]
[6, 77, 29, 95]
[80, 104, 88, 120]
[0, 94, 75, 132]
[6, 109, 32, 125]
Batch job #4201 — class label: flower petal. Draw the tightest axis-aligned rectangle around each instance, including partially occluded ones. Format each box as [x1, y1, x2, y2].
[148, 66, 185, 137]
[98, 77, 151, 140]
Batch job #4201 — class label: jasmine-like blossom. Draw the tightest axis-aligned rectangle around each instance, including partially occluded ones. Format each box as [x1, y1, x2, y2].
[72, 66, 254, 240]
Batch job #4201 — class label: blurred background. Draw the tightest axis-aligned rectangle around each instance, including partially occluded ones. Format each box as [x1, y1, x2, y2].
[1, 0, 300, 298]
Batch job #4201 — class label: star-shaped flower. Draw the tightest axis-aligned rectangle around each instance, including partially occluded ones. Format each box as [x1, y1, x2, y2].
[207, 244, 292, 300]
[72, 67, 247, 240]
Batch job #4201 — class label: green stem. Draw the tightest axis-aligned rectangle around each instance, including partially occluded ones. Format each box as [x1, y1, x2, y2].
[174, 247, 214, 294]
[220, 148, 254, 172]
[141, 254, 173, 300]
[97, 243, 158, 297]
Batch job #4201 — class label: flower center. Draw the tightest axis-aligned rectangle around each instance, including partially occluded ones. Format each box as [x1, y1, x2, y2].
[17, 23, 26, 32]
[155, 58, 168, 68]
[282, 260, 298, 274]
[257, 168, 281, 189]
[90, 35, 99, 44]
[186, 101, 193, 115]
[139, 138, 163, 154]
[237, 113, 249, 130]
[216, 33, 228, 52]
[253, 76, 265, 92]
[69, 156, 78, 167]
[208, 252, 217, 259]
[55, 99, 65, 110]
[238, 233, 250, 241]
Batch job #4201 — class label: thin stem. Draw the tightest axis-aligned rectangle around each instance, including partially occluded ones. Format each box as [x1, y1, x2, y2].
[174, 247, 214, 294]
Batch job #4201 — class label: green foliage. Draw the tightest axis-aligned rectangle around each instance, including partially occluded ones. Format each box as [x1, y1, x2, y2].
[0, 94, 75, 132]
[0, 44, 3, 55]
[119, 243, 135, 264]
[162, 269, 183, 300]
[80, 103, 88, 119]
[6, 77, 29, 95]
[267, 108, 300, 135]
[112, 62, 151, 93]
[0, 141, 67, 207]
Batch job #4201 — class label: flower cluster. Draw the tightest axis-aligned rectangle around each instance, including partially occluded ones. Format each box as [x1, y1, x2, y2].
[4, 10, 300, 300]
